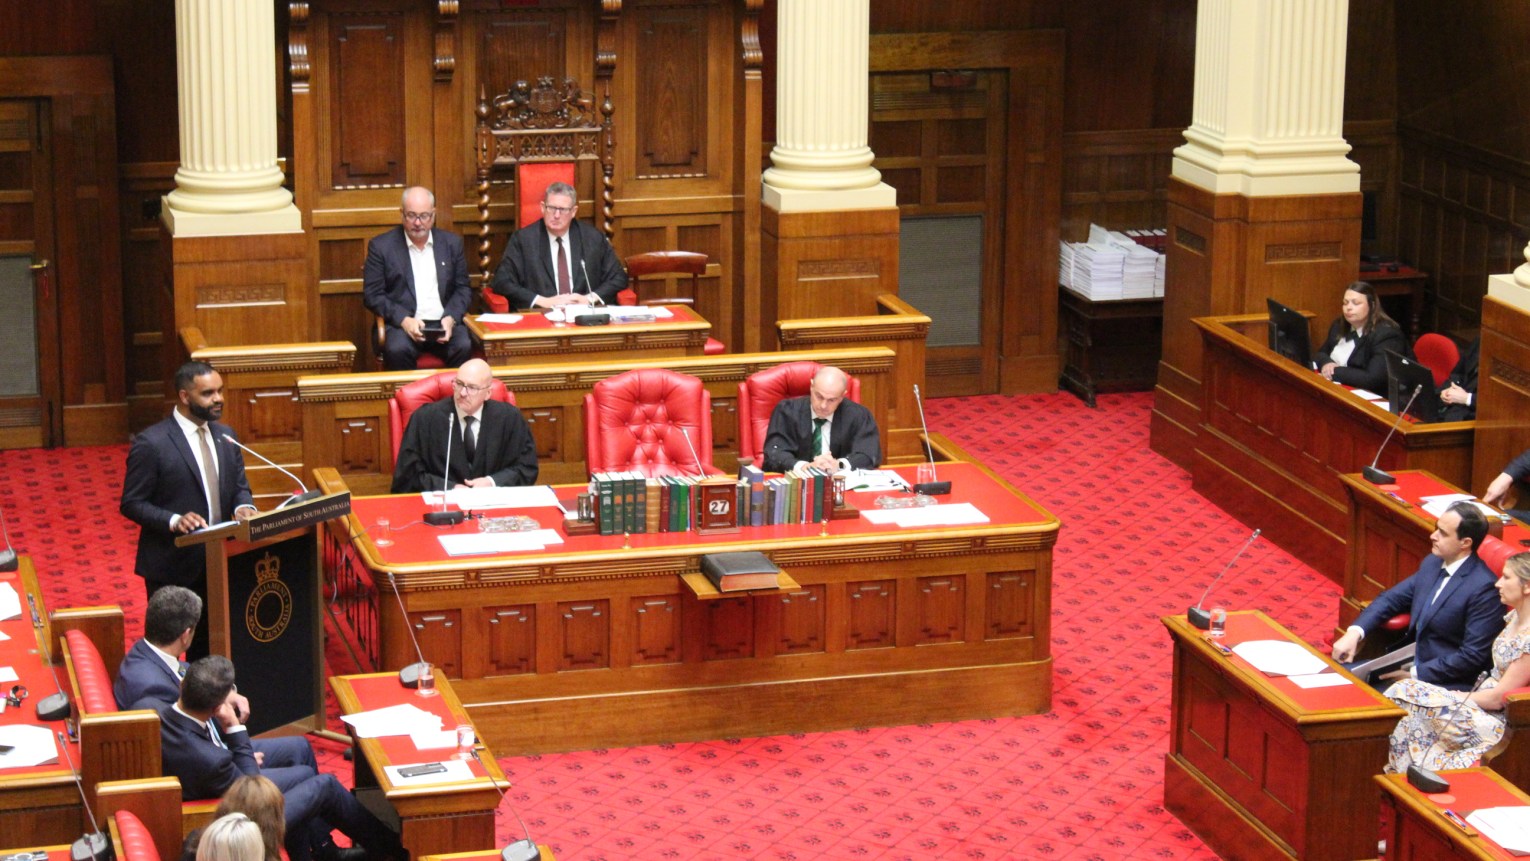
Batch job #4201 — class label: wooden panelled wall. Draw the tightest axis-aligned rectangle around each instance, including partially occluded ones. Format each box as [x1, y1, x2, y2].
[290, 0, 763, 365]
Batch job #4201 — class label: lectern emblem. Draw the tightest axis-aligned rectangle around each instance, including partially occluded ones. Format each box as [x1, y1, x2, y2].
[245, 552, 293, 643]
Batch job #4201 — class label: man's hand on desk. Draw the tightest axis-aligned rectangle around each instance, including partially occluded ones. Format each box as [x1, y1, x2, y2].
[460, 477, 495, 489]
[533, 293, 590, 308]
[1485, 472, 1516, 507]
[809, 454, 839, 472]
[1441, 383, 1471, 406]
[1331, 629, 1363, 663]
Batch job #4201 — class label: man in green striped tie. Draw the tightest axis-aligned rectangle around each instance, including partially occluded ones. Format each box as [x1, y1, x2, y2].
[762, 366, 881, 473]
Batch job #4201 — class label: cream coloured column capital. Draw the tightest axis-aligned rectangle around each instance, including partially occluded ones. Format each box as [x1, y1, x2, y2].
[163, 0, 300, 236]
[1172, 0, 1360, 197]
[761, 0, 894, 213]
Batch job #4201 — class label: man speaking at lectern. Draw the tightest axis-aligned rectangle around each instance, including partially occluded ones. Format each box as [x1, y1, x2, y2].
[120, 361, 257, 661]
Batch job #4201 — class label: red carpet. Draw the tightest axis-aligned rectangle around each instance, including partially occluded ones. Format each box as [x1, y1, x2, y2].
[3, 391, 1344, 860]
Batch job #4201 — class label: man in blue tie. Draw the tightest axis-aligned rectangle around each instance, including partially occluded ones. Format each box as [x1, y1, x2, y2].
[1332, 501, 1505, 690]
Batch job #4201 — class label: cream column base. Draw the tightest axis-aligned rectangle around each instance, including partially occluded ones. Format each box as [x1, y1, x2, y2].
[161, 200, 302, 237]
[763, 182, 896, 214]
[1171, 144, 1360, 196]
[1489, 273, 1530, 314]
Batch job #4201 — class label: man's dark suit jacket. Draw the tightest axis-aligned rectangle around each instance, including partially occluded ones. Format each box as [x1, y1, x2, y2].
[391, 398, 539, 492]
[1313, 318, 1408, 392]
[1439, 336, 1480, 422]
[114, 638, 183, 711]
[119, 416, 254, 587]
[362, 226, 472, 329]
[158, 704, 258, 799]
[762, 397, 881, 474]
[488, 219, 626, 309]
[1352, 552, 1505, 690]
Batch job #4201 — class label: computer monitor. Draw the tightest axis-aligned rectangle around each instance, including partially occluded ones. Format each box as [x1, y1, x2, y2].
[1266, 298, 1313, 368]
[1384, 350, 1443, 422]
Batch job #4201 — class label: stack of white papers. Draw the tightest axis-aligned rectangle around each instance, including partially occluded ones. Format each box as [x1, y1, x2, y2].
[841, 469, 909, 492]
[1231, 640, 1329, 676]
[861, 502, 990, 528]
[0, 724, 59, 768]
[341, 704, 443, 739]
[1468, 806, 1530, 854]
[424, 485, 562, 511]
[1107, 230, 1159, 299]
[1059, 224, 1167, 301]
[476, 314, 524, 325]
[437, 529, 563, 557]
[0, 581, 19, 621]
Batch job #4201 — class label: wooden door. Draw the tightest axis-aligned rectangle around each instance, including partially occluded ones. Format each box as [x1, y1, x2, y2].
[0, 99, 60, 448]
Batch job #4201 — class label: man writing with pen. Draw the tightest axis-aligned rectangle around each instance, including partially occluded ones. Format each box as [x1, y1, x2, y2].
[761, 367, 880, 474]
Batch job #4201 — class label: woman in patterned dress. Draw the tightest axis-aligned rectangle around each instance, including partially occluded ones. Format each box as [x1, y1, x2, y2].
[1385, 551, 1530, 773]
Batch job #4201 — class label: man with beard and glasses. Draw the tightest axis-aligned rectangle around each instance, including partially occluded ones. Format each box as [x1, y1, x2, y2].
[121, 361, 257, 660]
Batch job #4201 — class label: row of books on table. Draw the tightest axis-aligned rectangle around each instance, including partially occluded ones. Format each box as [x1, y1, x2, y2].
[587, 465, 840, 536]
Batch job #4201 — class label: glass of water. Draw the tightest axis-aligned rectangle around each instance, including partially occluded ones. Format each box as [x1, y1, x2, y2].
[374, 516, 393, 547]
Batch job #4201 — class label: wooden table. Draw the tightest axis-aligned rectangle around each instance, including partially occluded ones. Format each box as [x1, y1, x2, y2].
[330, 673, 506, 861]
[1163, 610, 1404, 861]
[1058, 287, 1163, 407]
[0, 557, 80, 847]
[465, 305, 712, 364]
[1192, 312, 1474, 580]
[1377, 768, 1529, 860]
[317, 456, 1059, 755]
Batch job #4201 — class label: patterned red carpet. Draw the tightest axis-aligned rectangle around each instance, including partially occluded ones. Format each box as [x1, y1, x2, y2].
[4, 391, 1343, 860]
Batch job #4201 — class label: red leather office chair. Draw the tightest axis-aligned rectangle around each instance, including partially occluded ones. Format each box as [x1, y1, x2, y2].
[389, 371, 515, 460]
[619, 251, 725, 355]
[736, 362, 862, 466]
[583, 368, 720, 478]
[112, 809, 161, 861]
[1412, 333, 1460, 388]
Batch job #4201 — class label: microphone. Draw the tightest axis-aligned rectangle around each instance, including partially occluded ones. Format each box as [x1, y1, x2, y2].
[424, 411, 466, 526]
[55, 731, 112, 861]
[911, 384, 950, 495]
[1362, 384, 1422, 485]
[1405, 671, 1488, 793]
[677, 426, 706, 478]
[1187, 528, 1262, 630]
[221, 434, 324, 509]
[0, 506, 17, 572]
[470, 747, 541, 861]
[384, 571, 433, 690]
[34, 622, 71, 722]
[579, 259, 605, 306]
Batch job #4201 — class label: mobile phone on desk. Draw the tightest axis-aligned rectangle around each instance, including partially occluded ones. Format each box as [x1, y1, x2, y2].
[398, 762, 447, 778]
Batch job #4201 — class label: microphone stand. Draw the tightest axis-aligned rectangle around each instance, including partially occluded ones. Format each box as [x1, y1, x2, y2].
[1363, 384, 1422, 485]
[912, 384, 950, 495]
[221, 434, 324, 509]
[470, 747, 542, 861]
[385, 571, 434, 690]
[55, 731, 111, 861]
[677, 426, 706, 478]
[1187, 528, 1262, 629]
[424, 411, 465, 526]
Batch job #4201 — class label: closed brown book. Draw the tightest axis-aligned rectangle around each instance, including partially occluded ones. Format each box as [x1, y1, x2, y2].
[699, 551, 780, 592]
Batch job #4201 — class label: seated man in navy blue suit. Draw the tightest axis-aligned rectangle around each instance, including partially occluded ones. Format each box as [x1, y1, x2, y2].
[363, 185, 473, 370]
[1332, 501, 1505, 691]
[159, 656, 401, 861]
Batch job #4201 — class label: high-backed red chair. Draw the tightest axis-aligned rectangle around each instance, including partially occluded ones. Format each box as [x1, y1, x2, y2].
[619, 251, 725, 355]
[736, 362, 862, 466]
[1412, 333, 1460, 388]
[110, 809, 161, 861]
[583, 369, 720, 478]
[476, 76, 614, 313]
[389, 371, 515, 460]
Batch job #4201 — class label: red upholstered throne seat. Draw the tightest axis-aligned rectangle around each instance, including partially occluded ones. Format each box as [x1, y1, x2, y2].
[65, 629, 116, 713]
[583, 368, 721, 478]
[736, 362, 862, 465]
[113, 809, 161, 861]
[388, 371, 515, 459]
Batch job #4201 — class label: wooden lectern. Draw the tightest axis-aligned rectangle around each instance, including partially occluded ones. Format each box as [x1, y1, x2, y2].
[176, 492, 351, 736]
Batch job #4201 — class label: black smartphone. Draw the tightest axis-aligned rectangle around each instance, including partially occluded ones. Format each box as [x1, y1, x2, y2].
[398, 762, 447, 778]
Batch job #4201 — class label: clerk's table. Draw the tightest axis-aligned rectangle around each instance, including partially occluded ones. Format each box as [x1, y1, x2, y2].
[1162, 610, 1403, 861]
[317, 459, 1059, 755]
[465, 305, 712, 364]
[1377, 767, 1530, 861]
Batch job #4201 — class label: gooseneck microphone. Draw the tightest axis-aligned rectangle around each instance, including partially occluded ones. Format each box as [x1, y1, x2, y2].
[912, 384, 950, 495]
[424, 411, 466, 526]
[677, 425, 705, 478]
[470, 747, 542, 861]
[1363, 384, 1423, 485]
[1188, 528, 1262, 629]
[55, 731, 111, 861]
[579, 259, 605, 306]
[1406, 671, 1488, 793]
[386, 572, 432, 689]
[0, 506, 16, 572]
[221, 434, 324, 509]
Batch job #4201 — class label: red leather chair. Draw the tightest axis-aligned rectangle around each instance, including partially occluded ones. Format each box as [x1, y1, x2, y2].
[1412, 333, 1460, 388]
[583, 369, 720, 478]
[372, 317, 447, 370]
[618, 251, 725, 356]
[736, 362, 862, 466]
[112, 809, 161, 861]
[388, 371, 516, 460]
[482, 162, 577, 314]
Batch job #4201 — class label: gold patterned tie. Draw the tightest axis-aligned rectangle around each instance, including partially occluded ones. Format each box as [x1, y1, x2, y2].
[197, 426, 221, 523]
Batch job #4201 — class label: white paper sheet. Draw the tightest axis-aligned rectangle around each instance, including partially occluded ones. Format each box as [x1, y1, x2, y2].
[1350, 388, 1383, 401]
[860, 502, 990, 528]
[409, 729, 459, 750]
[437, 529, 563, 557]
[383, 758, 475, 787]
[476, 314, 523, 325]
[1231, 640, 1329, 677]
[0, 667, 17, 683]
[842, 469, 910, 492]
[340, 703, 443, 739]
[1287, 672, 1353, 689]
[0, 724, 60, 768]
[0, 581, 20, 621]
[426, 485, 562, 511]
[1420, 494, 1498, 519]
[1467, 806, 1530, 855]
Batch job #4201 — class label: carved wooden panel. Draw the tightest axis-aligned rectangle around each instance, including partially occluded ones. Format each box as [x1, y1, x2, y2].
[474, 14, 570, 123]
[521, 406, 562, 462]
[710, 396, 736, 454]
[698, 594, 753, 661]
[320, 236, 368, 282]
[483, 604, 535, 676]
[633, 6, 707, 178]
[629, 595, 679, 665]
[410, 609, 461, 678]
[1061, 129, 1181, 239]
[774, 585, 824, 655]
[336, 416, 382, 475]
[984, 571, 1033, 640]
[847, 579, 894, 650]
[329, 12, 408, 188]
[235, 388, 303, 444]
[557, 599, 609, 671]
[913, 575, 963, 645]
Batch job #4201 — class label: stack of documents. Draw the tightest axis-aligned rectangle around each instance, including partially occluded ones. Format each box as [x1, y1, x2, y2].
[861, 502, 990, 528]
[0, 724, 59, 768]
[1467, 806, 1530, 854]
[1230, 640, 1328, 676]
[1059, 224, 1167, 300]
[341, 703, 443, 739]
[424, 485, 562, 511]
